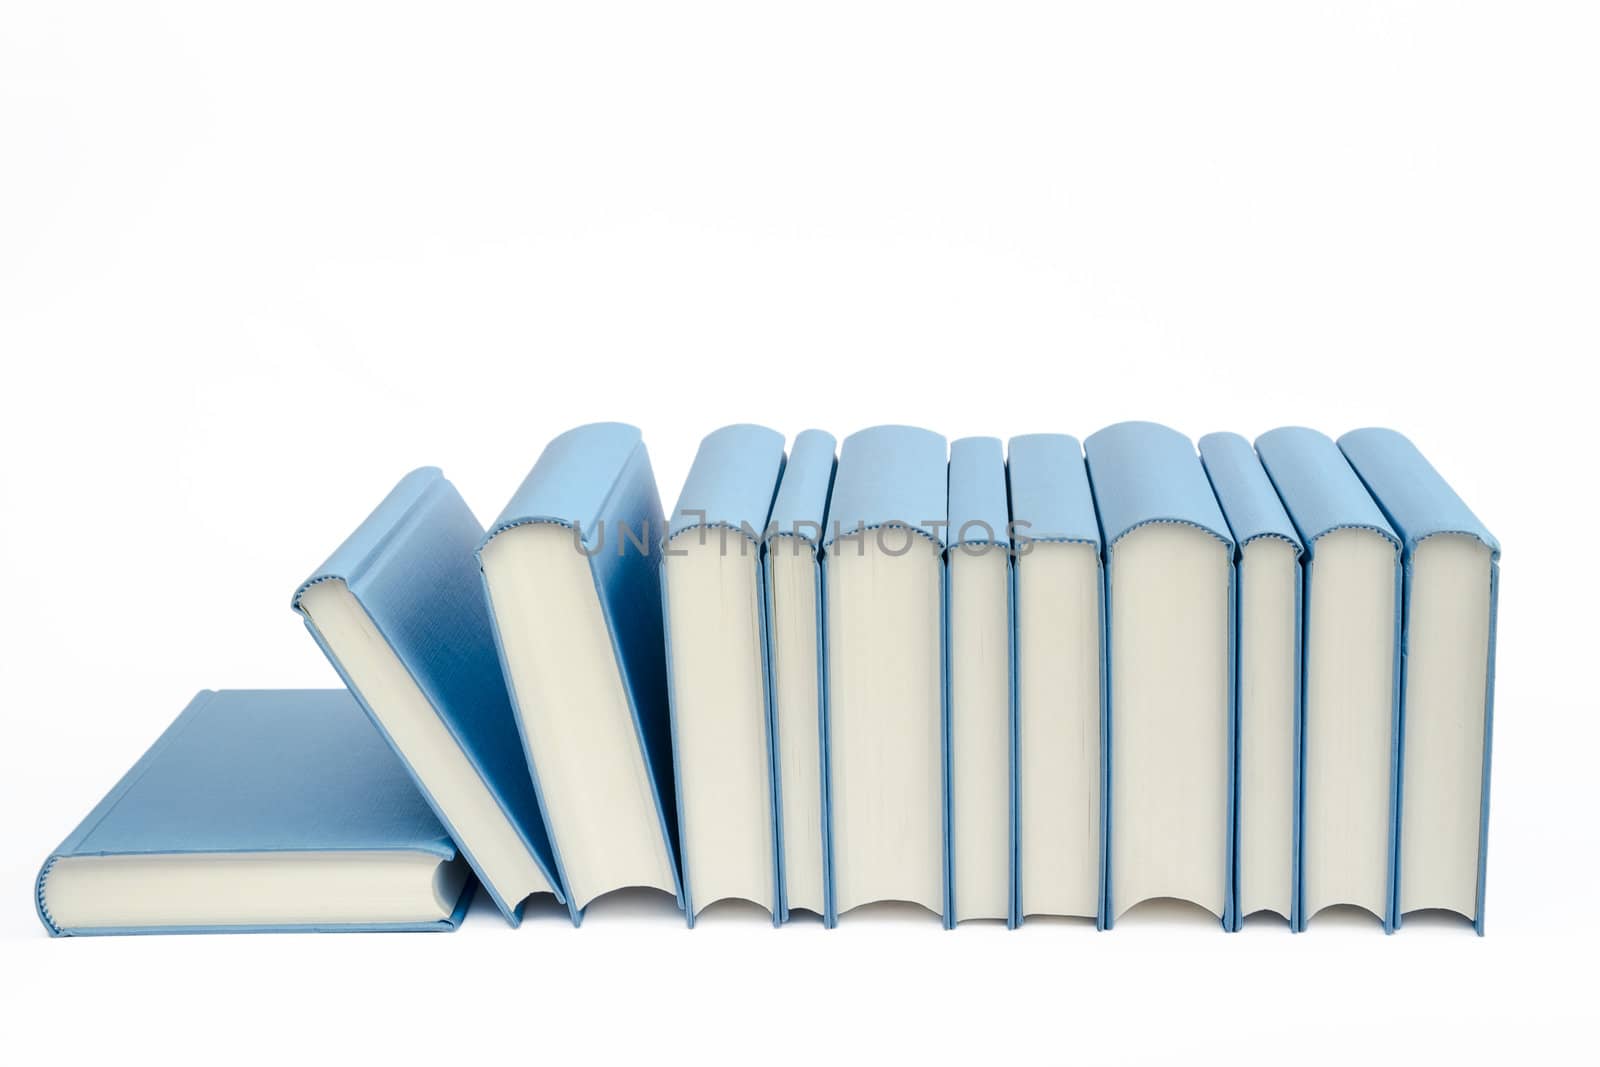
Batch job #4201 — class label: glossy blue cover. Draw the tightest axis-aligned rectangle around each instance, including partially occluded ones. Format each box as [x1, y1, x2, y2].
[1200, 432, 1304, 932]
[1337, 430, 1499, 558]
[293, 468, 560, 926]
[948, 436, 1011, 551]
[1338, 428, 1499, 935]
[661, 424, 786, 926]
[1005, 433, 1107, 929]
[822, 425, 949, 549]
[1255, 426, 1402, 933]
[947, 436, 1015, 929]
[1084, 422, 1236, 931]
[1006, 434, 1101, 550]
[762, 429, 837, 926]
[479, 423, 684, 922]
[768, 429, 838, 547]
[37, 690, 473, 936]
[1199, 433, 1304, 553]
[666, 424, 788, 541]
[1084, 422, 1233, 549]
[820, 424, 949, 926]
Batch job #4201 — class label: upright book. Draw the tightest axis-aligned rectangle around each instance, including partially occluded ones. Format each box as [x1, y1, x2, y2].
[37, 690, 474, 936]
[945, 436, 1014, 926]
[661, 424, 787, 925]
[822, 425, 948, 926]
[1256, 427, 1401, 932]
[762, 429, 837, 924]
[1085, 422, 1235, 930]
[1007, 433, 1105, 928]
[478, 423, 683, 922]
[1200, 432, 1303, 930]
[293, 468, 561, 926]
[1339, 428, 1499, 934]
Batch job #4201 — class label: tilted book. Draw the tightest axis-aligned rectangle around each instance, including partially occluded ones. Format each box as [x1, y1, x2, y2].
[478, 423, 683, 922]
[37, 690, 474, 936]
[762, 429, 837, 924]
[293, 468, 561, 926]
[1256, 427, 1401, 933]
[1339, 428, 1499, 935]
[661, 424, 787, 925]
[1200, 431, 1303, 931]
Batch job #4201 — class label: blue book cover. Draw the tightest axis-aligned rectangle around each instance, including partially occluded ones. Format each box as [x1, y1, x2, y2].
[1084, 422, 1236, 931]
[36, 690, 474, 936]
[1256, 427, 1401, 933]
[946, 436, 1015, 929]
[1339, 428, 1499, 935]
[293, 468, 561, 927]
[821, 425, 948, 926]
[661, 424, 787, 926]
[478, 423, 684, 922]
[1006, 433, 1105, 930]
[1200, 432, 1304, 932]
[762, 429, 837, 925]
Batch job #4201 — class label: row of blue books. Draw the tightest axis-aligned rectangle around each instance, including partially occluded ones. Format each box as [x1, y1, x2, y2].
[36, 422, 1498, 937]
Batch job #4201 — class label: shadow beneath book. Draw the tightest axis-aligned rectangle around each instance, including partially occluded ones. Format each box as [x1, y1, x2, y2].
[1016, 914, 1097, 930]
[691, 897, 777, 927]
[580, 886, 687, 924]
[1394, 908, 1477, 934]
[1115, 897, 1224, 929]
[1302, 903, 1387, 931]
[834, 900, 944, 927]
[515, 891, 574, 925]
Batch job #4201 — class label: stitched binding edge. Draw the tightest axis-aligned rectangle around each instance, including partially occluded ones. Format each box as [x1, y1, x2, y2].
[1108, 517, 1234, 552]
[292, 474, 446, 609]
[483, 438, 646, 550]
[821, 520, 944, 553]
[36, 856, 61, 935]
[666, 520, 766, 553]
[1240, 531, 1302, 551]
[1306, 522, 1401, 552]
[1412, 528, 1500, 559]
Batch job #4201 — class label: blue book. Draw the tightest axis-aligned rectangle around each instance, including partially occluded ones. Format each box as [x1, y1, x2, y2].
[1006, 433, 1105, 929]
[478, 423, 683, 923]
[660, 424, 787, 926]
[946, 436, 1014, 927]
[1084, 422, 1235, 931]
[1339, 428, 1499, 935]
[36, 690, 474, 936]
[293, 468, 561, 926]
[762, 429, 837, 925]
[1200, 432, 1303, 931]
[820, 425, 948, 926]
[1255, 427, 1401, 933]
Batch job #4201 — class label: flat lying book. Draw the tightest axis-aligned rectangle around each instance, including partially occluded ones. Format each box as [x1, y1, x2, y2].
[293, 468, 562, 926]
[1007, 433, 1104, 927]
[36, 690, 473, 936]
[479, 423, 683, 921]
[823, 425, 948, 925]
[1339, 428, 1499, 934]
[763, 429, 837, 924]
[1200, 432, 1303, 930]
[1257, 427, 1401, 932]
[1086, 422, 1235, 929]
[662, 424, 787, 925]
[946, 435, 1014, 926]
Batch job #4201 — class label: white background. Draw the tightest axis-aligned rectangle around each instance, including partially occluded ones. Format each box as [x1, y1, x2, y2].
[2, 3, 1595, 1062]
